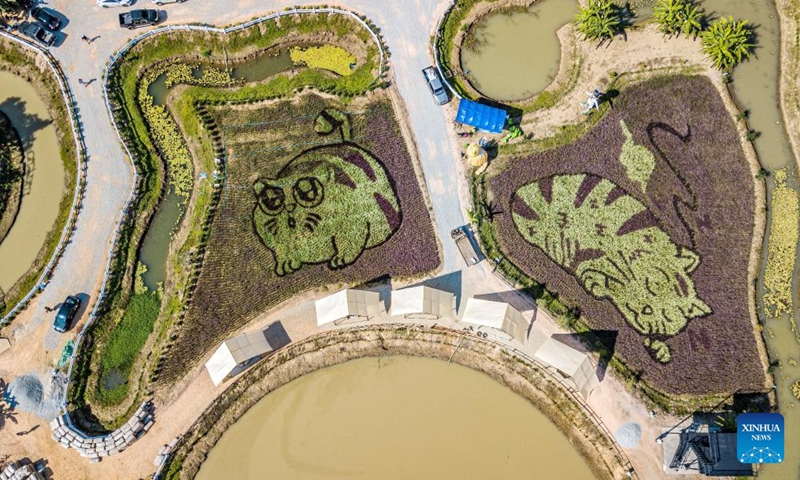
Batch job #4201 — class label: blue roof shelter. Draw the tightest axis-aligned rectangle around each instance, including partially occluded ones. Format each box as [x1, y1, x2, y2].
[455, 99, 507, 134]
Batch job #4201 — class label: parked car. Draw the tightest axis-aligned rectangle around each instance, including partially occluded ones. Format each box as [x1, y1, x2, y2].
[53, 296, 81, 333]
[422, 66, 449, 105]
[30, 7, 61, 31]
[97, 0, 135, 8]
[18, 21, 55, 47]
[119, 9, 159, 29]
[151, 0, 186, 4]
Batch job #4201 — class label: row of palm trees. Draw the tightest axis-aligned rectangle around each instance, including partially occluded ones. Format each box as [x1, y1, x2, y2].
[574, 0, 754, 70]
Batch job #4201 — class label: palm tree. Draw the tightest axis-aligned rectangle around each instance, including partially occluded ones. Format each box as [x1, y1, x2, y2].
[574, 0, 622, 45]
[0, 0, 21, 14]
[653, 0, 704, 39]
[701, 16, 754, 70]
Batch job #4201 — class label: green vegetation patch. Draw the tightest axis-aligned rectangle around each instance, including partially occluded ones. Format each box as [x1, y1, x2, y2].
[512, 173, 709, 362]
[95, 289, 161, 406]
[290, 45, 356, 76]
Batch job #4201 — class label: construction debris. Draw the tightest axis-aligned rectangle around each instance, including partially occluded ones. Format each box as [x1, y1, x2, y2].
[0, 459, 45, 480]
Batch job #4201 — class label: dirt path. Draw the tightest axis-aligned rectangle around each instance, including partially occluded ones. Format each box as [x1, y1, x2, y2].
[521, 23, 713, 135]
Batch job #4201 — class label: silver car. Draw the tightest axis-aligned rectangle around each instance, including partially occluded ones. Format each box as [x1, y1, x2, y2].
[422, 66, 449, 105]
[97, 0, 135, 8]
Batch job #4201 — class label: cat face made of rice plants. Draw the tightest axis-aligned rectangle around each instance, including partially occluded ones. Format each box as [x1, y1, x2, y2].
[511, 174, 710, 362]
[252, 110, 401, 277]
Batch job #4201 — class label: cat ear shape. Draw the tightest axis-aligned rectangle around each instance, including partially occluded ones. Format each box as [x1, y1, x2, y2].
[677, 246, 701, 273]
[686, 299, 711, 318]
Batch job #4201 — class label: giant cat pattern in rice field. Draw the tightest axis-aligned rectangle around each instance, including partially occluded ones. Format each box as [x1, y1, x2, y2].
[511, 173, 710, 362]
[253, 109, 401, 276]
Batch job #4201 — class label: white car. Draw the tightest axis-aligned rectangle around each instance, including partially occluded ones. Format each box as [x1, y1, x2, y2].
[97, 0, 135, 8]
[151, 0, 187, 4]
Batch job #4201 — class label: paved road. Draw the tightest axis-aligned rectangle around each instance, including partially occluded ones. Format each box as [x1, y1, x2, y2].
[13, 0, 464, 343]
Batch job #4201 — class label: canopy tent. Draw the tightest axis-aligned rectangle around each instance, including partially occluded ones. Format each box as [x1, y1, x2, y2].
[455, 99, 507, 134]
[389, 286, 455, 318]
[315, 289, 382, 326]
[461, 298, 528, 341]
[205, 330, 274, 386]
[533, 337, 599, 399]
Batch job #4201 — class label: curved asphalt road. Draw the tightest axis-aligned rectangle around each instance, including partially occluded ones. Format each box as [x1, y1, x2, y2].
[18, 0, 464, 344]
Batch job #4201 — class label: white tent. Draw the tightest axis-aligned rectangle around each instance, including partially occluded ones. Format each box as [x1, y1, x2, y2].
[389, 286, 454, 318]
[533, 337, 600, 399]
[205, 330, 274, 386]
[315, 289, 382, 326]
[461, 298, 528, 342]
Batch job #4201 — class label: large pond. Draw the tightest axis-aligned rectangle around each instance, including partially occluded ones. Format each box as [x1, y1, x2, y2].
[460, 0, 577, 101]
[0, 71, 64, 292]
[196, 356, 595, 480]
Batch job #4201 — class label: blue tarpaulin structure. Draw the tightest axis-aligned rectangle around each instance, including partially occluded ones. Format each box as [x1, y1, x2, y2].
[455, 99, 507, 134]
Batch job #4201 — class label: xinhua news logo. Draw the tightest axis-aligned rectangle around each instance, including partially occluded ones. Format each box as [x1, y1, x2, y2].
[737, 413, 784, 464]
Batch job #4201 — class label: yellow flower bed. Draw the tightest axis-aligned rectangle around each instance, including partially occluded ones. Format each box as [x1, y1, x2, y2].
[290, 45, 356, 76]
[763, 169, 799, 317]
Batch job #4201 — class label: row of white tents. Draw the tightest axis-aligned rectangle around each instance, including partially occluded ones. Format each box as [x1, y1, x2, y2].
[205, 286, 600, 398]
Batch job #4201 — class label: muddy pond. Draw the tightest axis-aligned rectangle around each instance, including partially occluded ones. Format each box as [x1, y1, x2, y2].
[459, 0, 577, 101]
[0, 71, 64, 293]
[195, 356, 594, 480]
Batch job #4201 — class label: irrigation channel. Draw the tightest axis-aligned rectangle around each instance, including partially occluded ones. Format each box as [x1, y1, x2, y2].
[195, 356, 595, 480]
[459, 0, 577, 101]
[139, 51, 294, 288]
[455, 0, 798, 477]
[0, 71, 64, 293]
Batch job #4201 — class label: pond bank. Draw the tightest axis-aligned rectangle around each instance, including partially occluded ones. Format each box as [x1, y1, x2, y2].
[163, 325, 630, 480]
[196, 355, 596, 480]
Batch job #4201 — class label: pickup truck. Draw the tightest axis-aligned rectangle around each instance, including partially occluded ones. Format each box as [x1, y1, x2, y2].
[18, 21, 55, 47]
[119, 9, 159, 29]
[451, 226, 480, 267]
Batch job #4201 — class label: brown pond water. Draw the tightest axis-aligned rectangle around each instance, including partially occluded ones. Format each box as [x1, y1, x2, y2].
[459, 0, 578, 101]
[195, 356, 595, 480]
[0, 71, 64, 293]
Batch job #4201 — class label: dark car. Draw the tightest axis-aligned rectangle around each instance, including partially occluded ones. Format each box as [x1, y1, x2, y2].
[422, 66, 449, 105]
[119, 9, 159, 29]
[18, 21, 56, 47]
[53, 295, 81, 333]
[31, 7, 61, 31]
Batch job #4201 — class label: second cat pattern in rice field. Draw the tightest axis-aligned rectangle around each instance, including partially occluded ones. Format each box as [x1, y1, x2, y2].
[253, 109, 401, 276]
[511, 173, 710, 363]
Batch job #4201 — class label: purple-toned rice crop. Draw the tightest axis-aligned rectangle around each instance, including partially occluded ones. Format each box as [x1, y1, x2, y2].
[488, 75, 764, 395]
[159, 94, 439, 382]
